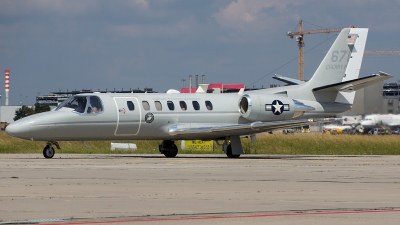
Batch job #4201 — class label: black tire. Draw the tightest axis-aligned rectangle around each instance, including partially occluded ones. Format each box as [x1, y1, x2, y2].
[163, 144, 178, 158]
[226, 144, 240, 158]
[43, 145, 55, 159]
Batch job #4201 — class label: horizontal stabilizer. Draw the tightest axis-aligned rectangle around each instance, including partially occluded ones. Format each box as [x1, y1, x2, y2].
[273, 74, 305, 85]
[312, 72, 392, 93]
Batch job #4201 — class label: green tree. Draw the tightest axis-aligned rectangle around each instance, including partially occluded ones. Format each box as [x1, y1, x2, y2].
[13, 104, 51, 121]
[34, 103, 51, 114]
[13, 105, 35, 121]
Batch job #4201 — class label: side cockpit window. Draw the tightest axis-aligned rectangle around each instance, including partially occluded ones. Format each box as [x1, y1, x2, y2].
[88, 96, 103, 113]
[56, 95, 103, 115]
[55, 96, 87, 113]
[76, 97, 87, 113]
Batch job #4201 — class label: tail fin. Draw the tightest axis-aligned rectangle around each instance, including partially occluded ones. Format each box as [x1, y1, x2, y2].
[307, 28, 368, 88]
[334, 28, 368, 104]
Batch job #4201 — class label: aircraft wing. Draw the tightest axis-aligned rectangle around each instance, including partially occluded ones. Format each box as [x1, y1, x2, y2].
[168, 118, 326, 138]
[312, 72, 392, 92]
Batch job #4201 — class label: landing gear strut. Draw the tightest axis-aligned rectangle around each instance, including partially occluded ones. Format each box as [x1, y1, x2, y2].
[159, 140, 178, 158]
[43, 141, 60, 159]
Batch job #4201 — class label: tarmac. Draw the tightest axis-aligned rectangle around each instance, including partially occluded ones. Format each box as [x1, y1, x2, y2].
[1, 154, 400, 224]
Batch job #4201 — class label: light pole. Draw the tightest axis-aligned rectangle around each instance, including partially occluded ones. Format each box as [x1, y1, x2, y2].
[0, 94, 2, 121]
[397, 80, 400, 114]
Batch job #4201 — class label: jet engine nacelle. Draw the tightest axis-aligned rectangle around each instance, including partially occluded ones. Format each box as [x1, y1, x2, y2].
[238, 94, 296, 122]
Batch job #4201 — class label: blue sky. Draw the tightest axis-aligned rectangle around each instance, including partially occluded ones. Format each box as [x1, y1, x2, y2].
[1, 0, 399, 105]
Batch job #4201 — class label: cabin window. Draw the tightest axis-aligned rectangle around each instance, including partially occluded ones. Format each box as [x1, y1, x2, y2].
[155, 101, 162, 111]
[142, 101, 150, 111]
[127, 101, 135, 111]
[192, 101, 200, 110]
[179, 101, 187, 111]
[167, 101, 175, 110]
[205, 101, 213, 110]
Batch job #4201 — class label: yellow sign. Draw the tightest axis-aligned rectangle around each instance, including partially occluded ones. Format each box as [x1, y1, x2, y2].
[183, 140, 213, 151]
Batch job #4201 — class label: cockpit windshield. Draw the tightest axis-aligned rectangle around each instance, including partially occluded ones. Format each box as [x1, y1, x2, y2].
[56, 96, 103, 114]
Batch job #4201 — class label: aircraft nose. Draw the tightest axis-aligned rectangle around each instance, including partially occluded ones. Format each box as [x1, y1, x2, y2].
[5, 120, 32, 140]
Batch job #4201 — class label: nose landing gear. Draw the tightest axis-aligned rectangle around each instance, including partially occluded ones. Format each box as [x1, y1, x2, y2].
[43, 141, 60, 158]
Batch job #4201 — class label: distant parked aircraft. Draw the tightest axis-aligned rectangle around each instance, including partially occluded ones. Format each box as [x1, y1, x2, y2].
[359, 114, 400, 132]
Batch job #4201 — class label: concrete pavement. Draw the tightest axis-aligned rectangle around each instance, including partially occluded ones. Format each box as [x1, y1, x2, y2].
[1, 154, 400, 224]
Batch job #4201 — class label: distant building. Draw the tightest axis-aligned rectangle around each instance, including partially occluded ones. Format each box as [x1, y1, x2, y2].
[340, 82, 384, 115]
[341, 81, 400, 115]
[0, 105, 22, 123]
[382, 82, 400, 114]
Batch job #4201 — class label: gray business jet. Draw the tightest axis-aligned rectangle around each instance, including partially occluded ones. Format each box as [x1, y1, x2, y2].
[6, 27, 391, 158]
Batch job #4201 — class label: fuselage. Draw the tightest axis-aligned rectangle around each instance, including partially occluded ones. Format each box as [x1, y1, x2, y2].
[360, 114, 400, 128]
[6, 91, 344, 142]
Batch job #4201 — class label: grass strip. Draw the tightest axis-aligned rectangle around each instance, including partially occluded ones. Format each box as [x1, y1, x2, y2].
[1, 132, 400, 155]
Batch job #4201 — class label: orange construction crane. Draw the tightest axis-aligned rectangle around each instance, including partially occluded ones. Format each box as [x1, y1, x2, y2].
[287, 20, 343, 81]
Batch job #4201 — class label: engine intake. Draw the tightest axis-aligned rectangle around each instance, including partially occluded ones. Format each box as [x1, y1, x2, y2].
[238, 94, 312, 122]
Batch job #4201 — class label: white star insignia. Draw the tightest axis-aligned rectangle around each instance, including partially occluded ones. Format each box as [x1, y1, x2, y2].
[273, 101, 283, 114]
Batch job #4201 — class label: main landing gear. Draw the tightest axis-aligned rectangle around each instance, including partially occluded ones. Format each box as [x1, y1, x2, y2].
[159, 140, 178, 158]
[222, 136, 244, 158]
[158, 136, 245, 158]
[225, 144, 240, 158]
[43, 141, 60, 159]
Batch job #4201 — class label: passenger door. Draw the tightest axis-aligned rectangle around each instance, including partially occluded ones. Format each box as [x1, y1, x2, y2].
[113, 97, 141, 136]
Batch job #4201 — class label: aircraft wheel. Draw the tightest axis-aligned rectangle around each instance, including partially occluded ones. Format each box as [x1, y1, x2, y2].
[163, 144, 178, 158]
[226, 144, 240, 158]
[43, 145, 55, 159]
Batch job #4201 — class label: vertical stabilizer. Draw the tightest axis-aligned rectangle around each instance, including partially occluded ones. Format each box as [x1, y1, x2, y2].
[307, 28, 354, 88]
[334, 28, 369, 104]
